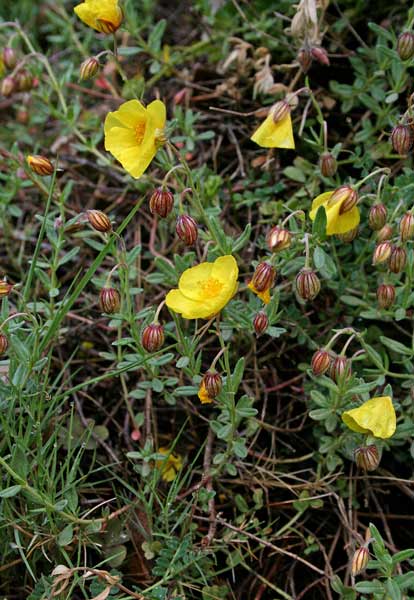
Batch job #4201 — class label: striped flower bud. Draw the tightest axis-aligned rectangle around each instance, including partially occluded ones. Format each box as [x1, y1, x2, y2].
[355, 445, 380, 472]
[319, 152, 337, 177]
[271, 100, 290, 123]
[3, 47, 17, 69]
[372, 241, 392, 265]
[176, 214, 198, 245]
[16, 70, 33, 92]
[266, 226, 291, 252]
[388, 246, 407, 273]
[330, 355, 351, 383]
[79, 56, 100, 80]
[26, 155, 54, 176]
[203, 371, 222, 399]
[0, 279, 13, 298]
[376, 224, 393, 242]
[377, 284, 395, 309]
[149, 187, 174, 218]
[297, 47, 312, 72]
[368, 204, 387, 231]
[397, 31, 414, 60]
[142, 323, 164, 353]
[399, 213, 414, 241]
[311, 349, 331, 376]
[251, 262, 275, 293]
[351, 547, 370, 576]
[296, 269, 321, 301]
[310, 46, 330, 66]
[253, 311, 269, 336]
[87, 210, 112, 233]
[391, 124, 413, 155]
[1, 75, 15, 97]
[337, 227, 358, 243]
[330, 185, 358, 214]
[0, 333, 8, 355]
[99, 287, 120, 314]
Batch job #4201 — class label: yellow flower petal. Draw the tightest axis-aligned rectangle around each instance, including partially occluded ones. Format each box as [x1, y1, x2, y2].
[342, 396, 396, 439]
[198, 382, 213, 404]
[251, 113, 295, 149]
[309, 190, 360, 235]
[247, 281, 271, 304]
[74, 0, 123, 33]
[156, 447, 183, 482]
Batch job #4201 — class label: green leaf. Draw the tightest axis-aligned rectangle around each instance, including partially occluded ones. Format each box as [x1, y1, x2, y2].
[283, 166, 306, 183]
[355, 581, 384, 594]
[380, 336, 412, 356]
[58, 524, 73, 547]
[0, 485, 22, 498]
[312, 206, 327, 239]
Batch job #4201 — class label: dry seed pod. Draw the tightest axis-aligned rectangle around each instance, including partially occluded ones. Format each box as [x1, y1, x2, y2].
[142, 323, 164, 352]
[99, 287, 120, 314]
[87, 210, 112, 233]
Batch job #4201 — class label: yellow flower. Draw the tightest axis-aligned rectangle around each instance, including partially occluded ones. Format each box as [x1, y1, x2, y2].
[309, 191, 360, 235]
[247, 281, 271, 304]
[198, 382, 213, 404]
[251, 112, 295, 149]
[156, 447, 183, 482]
[104, 99, 166, 179]
[342, 396, 396, 439]
[165, 255, 239, 319]
[74, 0, 123, 33]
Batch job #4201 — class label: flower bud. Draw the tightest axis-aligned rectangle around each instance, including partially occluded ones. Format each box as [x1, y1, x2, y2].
[0, 333, 8, 356]
[16, 70, 33, 92]
[377, 284, 395, 309]
[0, 279, 13, 298]
[388, 246, 407, 273]
[251, 262, 275, 293]
[203, 371, 222, 399]
[1, 75, 15, 97]
[329, 185, 358, 214]
[310, 46, 330, 66]
[142, 323, 164, 353]
[150, 187, 174, 218]
[26, 155, 54, 176]
[355, 445, 380, 472]
[79, 56, 100, 80]
[253, 311, 269, 336]
[295, 269, 321, 301]
[176, 214, 198, 245]
[311, 349, 331, 376]
[87, 209, 112, 233]
[351, 547, 370, 576]
[3, 47, 17, 70]
[376, 224, 393, 242]
[99, 287, 120, 314]
[368, 204, 387, 231]
[399, 213, 414, 241]
[391, 124, 413, 155]
[17, 108, 29, 124]
[372, 241, 392, 265]
[297, 47, 312, 72]
[319, 152, 337, 177]
[397, 31, 414, 60]
[271, 100, 290, 123]
[330, 355, 351, 383]
[337, 227, 358, 243]
[266, 226, 291, 252]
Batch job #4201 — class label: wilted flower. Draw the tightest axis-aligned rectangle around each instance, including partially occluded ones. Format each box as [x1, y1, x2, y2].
[309, 188, 360, 235]
[342, 396, 396, 439]
[397, 31, 414, 61]
[377, 284, 395, 309]
[251, 101, 295, 149]
[74, 0, 123, 33]
[391, 124, 413, 155]
[253, 311, 269, 336]
[296, 269, 320, 301]
[176, 214, 198, 245]
[156, 447, 183, 482]
[27, 155, 54, 176]
[354, 445, 380, 471]
[99, 287, 120, 313]
[368, 204, 387, 231]
[142, 323, 165, 353]
[351, 547, 370, 576]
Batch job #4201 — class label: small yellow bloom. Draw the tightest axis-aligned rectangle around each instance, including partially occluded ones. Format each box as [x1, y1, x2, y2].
[247, 281, 271, 304]
[251, 112, 295, 149]
[74, 0, 123, 33]
[156, 447, 183, 482]
[0, 279, 13, 298]
[309, 191, 360, 235]
[104, 99, 166, 179]
[165, 255, 239, 319]
[342, 396, 396, 439]
[198, 382, 213, 404]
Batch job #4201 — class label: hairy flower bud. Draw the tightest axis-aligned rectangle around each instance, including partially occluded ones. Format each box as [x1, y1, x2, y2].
[99, 287, 120, 314]
[0, 279, 13, 298]
[1, 75, 15, 97]
[391, 124, 413, 155]
[266, 226, 291, 252]
[351, 547, 370, 576]
[297, 47, 312, 72]
[310, 46, 330, 66]
[377, 284, 395, 309]
[142, 323, 164, 353]
[251, 262, 275, 292]
[337, 227, 358, 243]
[26, 155, 54, 176]
[79, 56, 100, 80]
[397, 31, 414, 60]
[372, 241, 392, 265]
[176, 214, 198, 245]
[150, 187, 174, 218]
[3, 47, 17, 70]
[330, 355, 351, 383]
[0, 333, 8, 356]
[399, 213, 414, 242]
[376, 224, 393, 242]
[16, 70, 33, 92]
[296, 269, 321, 301]
[329, 185, 358, 214]
[368, 204, 387, 231]
[271, 100, 290, 123]
[388, 246, 407, 273]
[87, 210, 112, 233]
[319, 152, 337, 177]
[203, 371, 222, 399]
[311, 349, 331, 376]
[355, 445, 380, 472]
[253, 311, 269, 336]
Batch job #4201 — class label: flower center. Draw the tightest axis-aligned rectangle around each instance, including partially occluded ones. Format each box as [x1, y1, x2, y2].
[199, 277, 223, 298]
[135, 120, 147, 145]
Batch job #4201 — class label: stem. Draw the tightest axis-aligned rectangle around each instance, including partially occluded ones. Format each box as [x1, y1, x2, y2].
[211, 346, 227, 370]
[303, 233, 311, 269]
[154, 300, 166, 324]
[325, 328, 356, 351]
[340, 334, 356, 356]
[355, 168, 391, 190]
[162, 164, 185, 187]
[281, 210, 305, 228]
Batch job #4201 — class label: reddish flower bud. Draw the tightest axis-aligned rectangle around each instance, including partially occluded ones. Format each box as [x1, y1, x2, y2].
[1, 75, 15, 97]
[337, 227, 358, 243]
[377, 284, 395, 309]
[203, 371, 222, 398]
[368, 204, 387, 231]
[253, 311, 269, 336]
[351, 547, 370, 576]
[397, 31, 414, 60]
[311, 349, 331, 376]
[329, 185, 358, 214]
[3, 47, 17, 70]
[372, 241, 392, 265]
[355, 445, 380, 472]
[296, 269, 321, 301]
[79, 56, 100, 80]
[142, 323, 164, 353]
[16, 108, 29, 124]
[388, 246, 407, 273]
[266, 226, 291, 252]
[149, 187, 174, 218]
[310, 46, 330, 66]
[87, 210, 112, 233]
[297, 47, 312, 72]
[16, 70, 33, 92]
[319, 152, 337, 177]
[376, 224, 393, 242]
[176, 214, 198, 245]
[0, 333, 8, 355]
[0, 279, 13, 298]
[399, 213, 414, 242]
[330, 355, 351, 383]
[251, 262, 275, 292]
[271, 100, 290, 123]
[391, 124, 413, 155]
[99, 287, 120, 314]
[27, 155, 54, 176]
